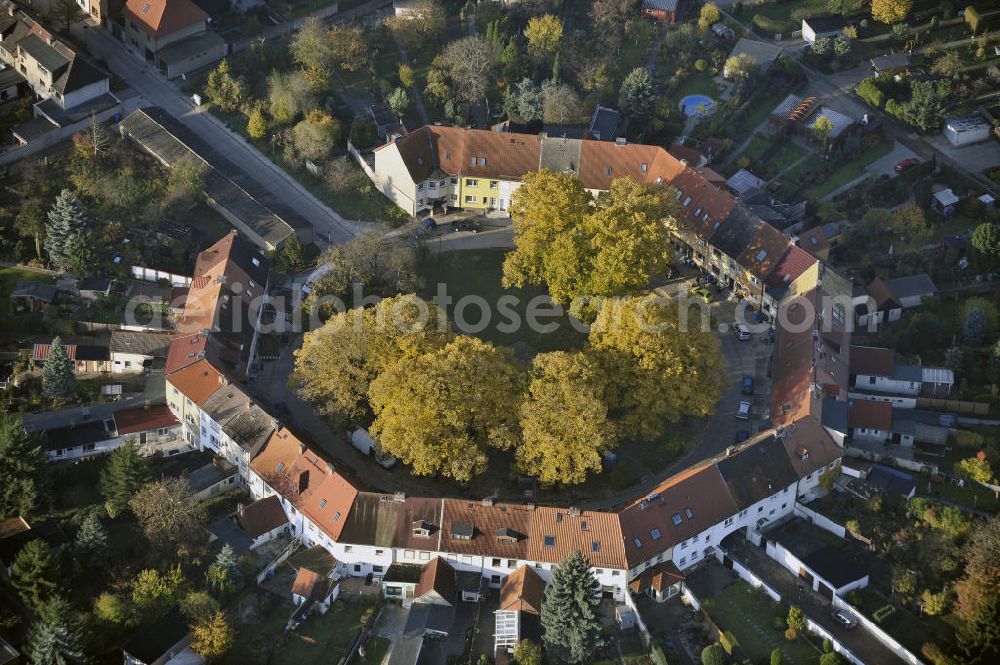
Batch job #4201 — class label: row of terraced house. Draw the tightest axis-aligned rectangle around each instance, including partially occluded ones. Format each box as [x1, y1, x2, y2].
[370, 125, 831, 322]
[160, 148, 856, 654]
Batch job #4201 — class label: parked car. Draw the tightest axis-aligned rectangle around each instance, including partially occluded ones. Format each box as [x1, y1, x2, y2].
[736, 400, 752, 420]
[350, 428, 398, 469]
[735, 324, 752, 341]
[938, 414, 957, 427]
[451, 220, 482, 233]
[734, 430, 750, 443]
[894, 157, 921, 174]
[742, 376, 754, 395]
[421, 217, 438, 230]
[832, 609, 858, 630]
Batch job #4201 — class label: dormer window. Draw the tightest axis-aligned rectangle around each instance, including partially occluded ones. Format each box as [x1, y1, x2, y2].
[496, 527, 519, 543]
[450, 522, 474, 540]
[651, 528, 662, 540]
[684, 507, 694, 520]
[319, 499, 327, 508]
[756, 249, 767, 262]
[694, 208, 702, 217]
[641, 163, 648, 172]
[671, 513, 683, 525]
[412, 520, 433, 537]
[606, 167, 612, 177]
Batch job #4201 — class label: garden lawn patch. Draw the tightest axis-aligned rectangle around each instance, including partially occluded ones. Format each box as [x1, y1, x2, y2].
[0, 267, 54, 297]
[914, 472, 1000, 512]
[357, 636, 390, 665]
[766, 142, 808, 173]
[803, 142, 894, 200]
[672, 71, 719, 100]
[706, 581, 821, 664]
[417, 249, 588, 354]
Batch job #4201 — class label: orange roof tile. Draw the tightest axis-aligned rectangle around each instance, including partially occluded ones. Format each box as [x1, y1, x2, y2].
[124, 0, 207, 39]
[499, 565, 545, 614]
[113, 405, 178, 435]
[526, 507, 626, 570]
[441, 499, 532, 560]
[415, 556, 456, 604]
[166, 359, 224, 406]
[848, 400, 892, 431]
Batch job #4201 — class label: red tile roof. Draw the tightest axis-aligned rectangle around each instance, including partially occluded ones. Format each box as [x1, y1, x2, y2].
[628, 560, 685, 594]
[848, 400, 892, 430]
[526, 507, 626, 571]
[124, 0, 207, 39]
[499, 565, 545, 614]
[766, 245, 817, 289]
[849, 346, 894, 377]
[167, 359, 225, 406]
[291, 567, 320, 598]
[618, 463, 736, 567]
[237, 495, 289, 539]
[113, 405, 178, 435]
[415, 556, 456, 604]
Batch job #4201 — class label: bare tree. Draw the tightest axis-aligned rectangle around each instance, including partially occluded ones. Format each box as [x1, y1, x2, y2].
[440, 37, 501, 105]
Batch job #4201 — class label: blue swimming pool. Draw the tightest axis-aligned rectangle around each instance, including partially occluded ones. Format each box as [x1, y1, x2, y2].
[679, 94, 717, 117]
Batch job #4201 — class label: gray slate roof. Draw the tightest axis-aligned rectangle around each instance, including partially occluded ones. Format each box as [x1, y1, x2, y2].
[118, 107, 308, 249]
[885, 273, 937, 300]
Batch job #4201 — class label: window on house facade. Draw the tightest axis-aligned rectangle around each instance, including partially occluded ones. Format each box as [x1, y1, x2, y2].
[466, 179, 478, 187]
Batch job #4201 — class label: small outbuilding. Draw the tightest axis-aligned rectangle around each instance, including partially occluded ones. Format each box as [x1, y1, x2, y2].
[943, 114, 991, 147]
[640, 0, 679, 23]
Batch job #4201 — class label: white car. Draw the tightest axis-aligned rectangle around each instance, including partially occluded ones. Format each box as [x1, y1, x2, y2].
[736, 401, 752, 420]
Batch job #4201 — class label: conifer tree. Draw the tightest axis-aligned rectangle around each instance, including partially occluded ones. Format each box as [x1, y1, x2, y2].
[12, 539, 59, 611]
[100, 441, 150, 518]
[207, 543, 241, 595]
[42, 337, 76, 402]
[74, 512, 109, 564]
[0, 419, 46, 519]
[44, 189, 88, 269]
[540, 550, 603, 663]
[618, 67, 656, 121]
[26, 596, 85, 665]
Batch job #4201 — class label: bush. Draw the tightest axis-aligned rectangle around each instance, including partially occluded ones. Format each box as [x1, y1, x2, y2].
[872, 604, 896, 624]
[951, 429, 986, 449]
[856, 77, 885, 108]
[651, 645, 669, 665]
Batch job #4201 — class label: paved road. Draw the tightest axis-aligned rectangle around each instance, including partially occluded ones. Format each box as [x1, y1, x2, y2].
[85, 29, 362, 245]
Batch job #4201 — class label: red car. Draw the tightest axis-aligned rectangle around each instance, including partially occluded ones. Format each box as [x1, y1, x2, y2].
[894, 157, 921, 173]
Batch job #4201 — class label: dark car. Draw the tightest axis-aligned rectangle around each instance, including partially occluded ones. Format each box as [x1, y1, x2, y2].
[734, 430, 750, 444]
[742, 376, 754, 395]
[832, 609, 858, 630]
[894, 157, 920, 174]
[452, 220, 481, 233]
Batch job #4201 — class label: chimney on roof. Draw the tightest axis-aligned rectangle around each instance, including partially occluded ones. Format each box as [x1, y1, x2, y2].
[393, 492, 406, 503]
[569, 507, 580, 517]
[680, 159, 688, 168]
[526, 503, 535, 511]
[325, 461, 334, 474]
[481, 498, 493, 507]
[615, 138, 627, 147]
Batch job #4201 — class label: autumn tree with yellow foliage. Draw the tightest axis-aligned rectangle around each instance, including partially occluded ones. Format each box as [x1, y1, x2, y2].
[517, 351, 615, 485]
[369, 337, 525, 482]
[503, 171, 676, 305]
[590, 296, 726, 441]
[292, 295, 452, 424]
[190, 610, 233, 660]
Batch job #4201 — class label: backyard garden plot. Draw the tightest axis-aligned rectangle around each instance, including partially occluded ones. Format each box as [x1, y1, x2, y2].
[704, 581, 822, 665]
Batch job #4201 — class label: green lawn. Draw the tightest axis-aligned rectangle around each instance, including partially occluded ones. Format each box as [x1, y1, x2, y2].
[0, 266, 54, 296]
[803, 142, 894, 200]
[417, 249, 588, 355]
[913, 472, 1000, 513]
[706, 582, 821, 665]
[739, 0, 842, 36]
[766, 142, 808, 173]
[673, 71, 720, 100]
[224, 597, 372, 665]
[357, 636, 390, 665]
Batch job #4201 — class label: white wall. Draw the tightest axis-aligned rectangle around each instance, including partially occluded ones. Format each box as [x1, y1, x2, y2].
[853, 374, 920, 396]
[60, 77, 110, 111]
[848, 391, 917, 409]
[830, 595, 925, 665]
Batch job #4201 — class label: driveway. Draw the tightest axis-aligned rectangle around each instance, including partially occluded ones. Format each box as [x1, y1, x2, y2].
[84, 29, 362, 245]
[865, 141, 920, 178]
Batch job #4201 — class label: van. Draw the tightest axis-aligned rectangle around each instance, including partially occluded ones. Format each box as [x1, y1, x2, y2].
[736, 401, 752, 420]
[350, 428, 398, 469]
[735, 324, 751, 341]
